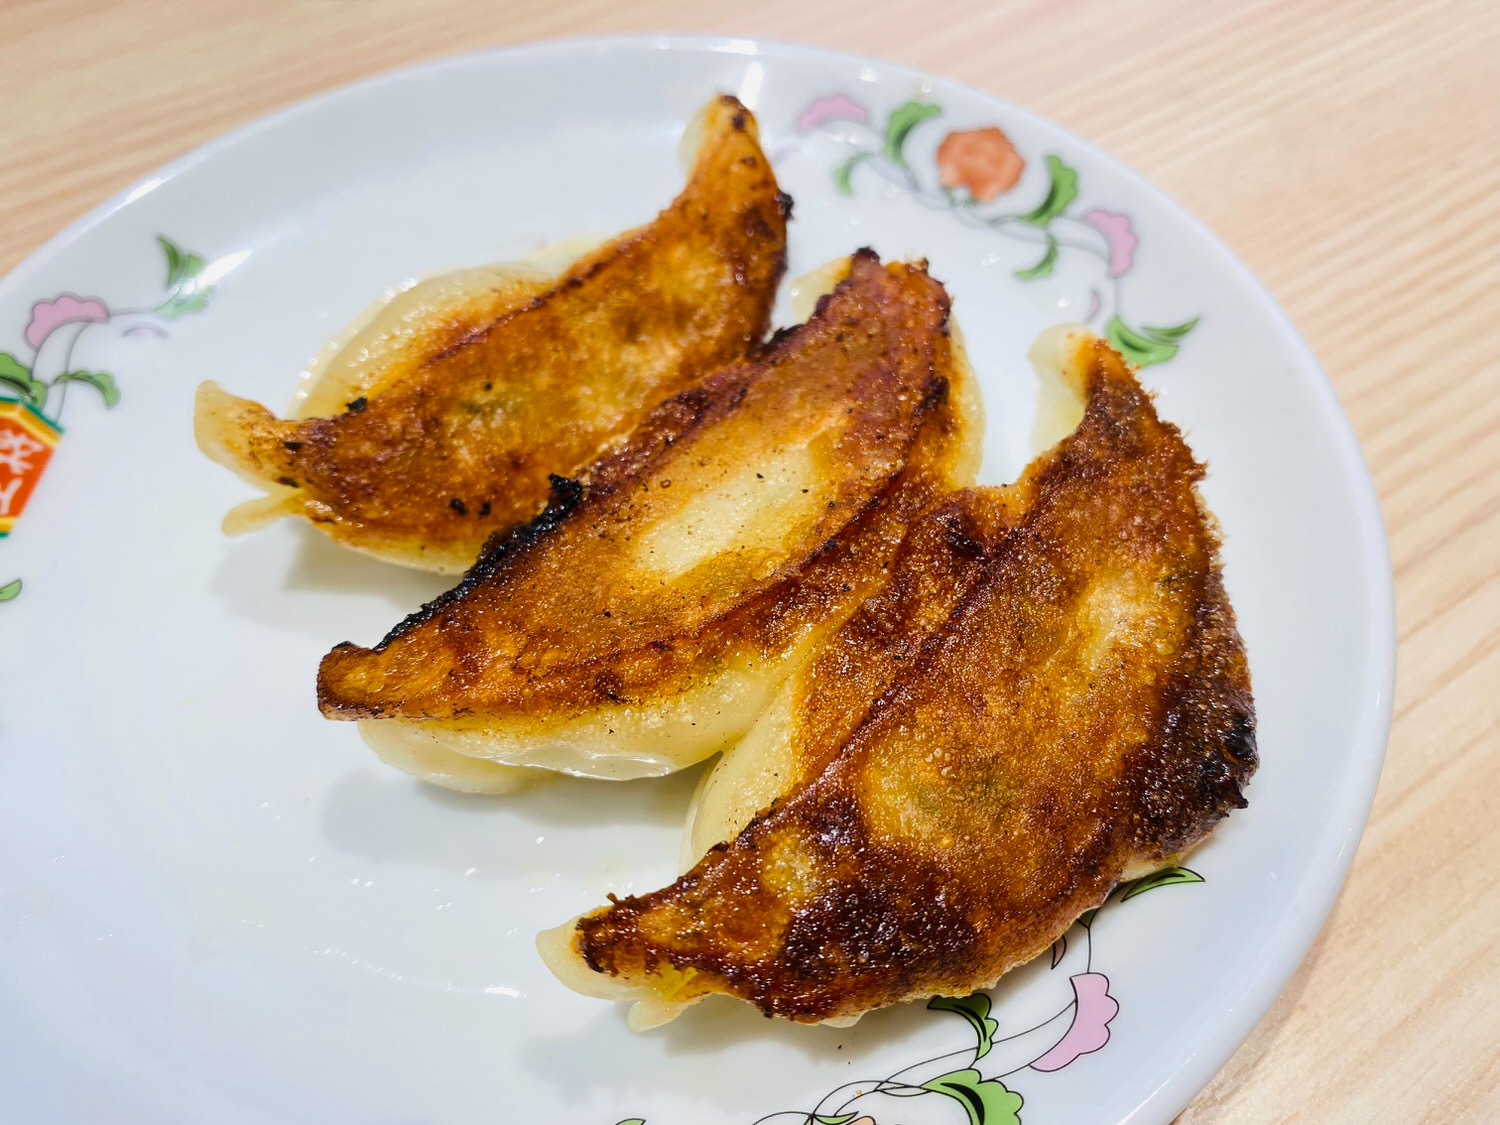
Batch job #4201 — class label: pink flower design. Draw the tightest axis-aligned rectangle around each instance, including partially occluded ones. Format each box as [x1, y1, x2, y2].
[799, 93, 869, 132]
[25, 294, 109, 351]
[1081, 210, 1138, 278]
[1030, 972, 1119, 1072]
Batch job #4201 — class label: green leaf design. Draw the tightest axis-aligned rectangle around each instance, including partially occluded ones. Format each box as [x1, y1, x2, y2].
[156, 286, 215, 320]
[1105, 316, 1200, 368]
[614, 1119, 646, 1125]
[0, 353, 46, 410]
[883, 101, 942, 166]
[1020, 154, 1079, 227]
[834, 151, 875, 196]
[1108, 317, 1175, 366]
[161, 237, 183, 285]
[0, 579, 21, 602]
[813, 1115, 859, 1125]
[921, 1068, 1023, 1125]
[1014, 235, 1059, 281]
[1139, 317, 1200, 344]
[54, 370, 120, 408]
[1079, 907, 1098, 927]
[1120, 865, 1204, 901]
[929, 993, 1000, 1059]
[158, 235, 205, 290]
[156, 236, 216, 320]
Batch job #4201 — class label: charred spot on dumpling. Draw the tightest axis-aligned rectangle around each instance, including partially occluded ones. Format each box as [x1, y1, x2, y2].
[551, 334, 1256, 1027]
[194, 95, 790, 574]
[315, 255, 984, 788]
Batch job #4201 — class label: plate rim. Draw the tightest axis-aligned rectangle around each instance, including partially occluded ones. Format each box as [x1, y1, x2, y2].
[0, 34, 1397, 1125]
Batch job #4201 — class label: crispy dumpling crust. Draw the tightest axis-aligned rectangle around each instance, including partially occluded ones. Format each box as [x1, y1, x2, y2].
[554, 333, 1257, 1026]
[316, 253, 982, 781]
[195, 95, 789, 572]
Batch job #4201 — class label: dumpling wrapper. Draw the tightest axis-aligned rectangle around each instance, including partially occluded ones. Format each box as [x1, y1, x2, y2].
[540, 329, 1257, 1028]
[195, 95, 790, 573]
[317, 252, 983, 789]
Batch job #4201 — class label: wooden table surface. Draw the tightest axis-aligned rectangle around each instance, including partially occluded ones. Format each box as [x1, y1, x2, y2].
[3, 2, 1496, 1122]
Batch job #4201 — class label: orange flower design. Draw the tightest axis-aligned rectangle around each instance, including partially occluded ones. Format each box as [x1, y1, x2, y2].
[936, 127, 1024, 203]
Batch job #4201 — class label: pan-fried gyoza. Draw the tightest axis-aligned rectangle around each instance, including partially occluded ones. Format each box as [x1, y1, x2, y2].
[540, 329, 1256, 1028]
[195, 95, 789, 572]
[316, 252, 983, 791]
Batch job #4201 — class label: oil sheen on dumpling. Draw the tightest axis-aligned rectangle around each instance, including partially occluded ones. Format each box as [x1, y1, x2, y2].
[316, 252, 983, 790]
[195, 95, 790, 572]
[540, 329, 1256, 1028]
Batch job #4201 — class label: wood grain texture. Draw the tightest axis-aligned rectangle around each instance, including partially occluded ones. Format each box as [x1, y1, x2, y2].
[2, 1, 1496, 1121]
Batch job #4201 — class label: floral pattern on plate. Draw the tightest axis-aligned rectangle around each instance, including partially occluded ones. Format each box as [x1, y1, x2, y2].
[794, 95, 1199, 369]
[0, 236, 215, 597]
[615, 868, 1204, 1125]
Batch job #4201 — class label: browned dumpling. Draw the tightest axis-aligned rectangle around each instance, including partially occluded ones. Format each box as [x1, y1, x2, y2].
[315, 252, 982, 791]
[195, 95, 790, 573]
[541, 330, 1256, 1028]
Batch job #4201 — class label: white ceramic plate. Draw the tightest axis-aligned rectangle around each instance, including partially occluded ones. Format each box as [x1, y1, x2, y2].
[0, 37, 1394, 1125]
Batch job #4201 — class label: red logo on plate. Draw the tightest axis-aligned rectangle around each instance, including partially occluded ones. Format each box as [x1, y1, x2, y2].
[0, 400, 61, 537]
